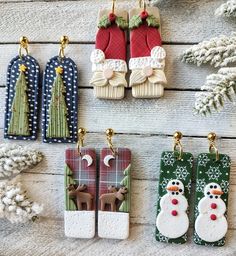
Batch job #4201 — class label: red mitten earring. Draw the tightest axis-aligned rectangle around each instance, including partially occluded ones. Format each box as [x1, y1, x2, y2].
[129, 1, 167, 98]
[90, 1, 128, 99]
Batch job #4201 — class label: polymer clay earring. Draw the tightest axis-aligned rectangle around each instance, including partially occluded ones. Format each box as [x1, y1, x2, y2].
[156, 132, 193, 244]
[4, 36, 40, 140]
[98, 129, 131, 239]
[90, 0, 128, 99]
[194, 133, 231, 246]
[42, 36, 78, 143]
[64, 128, 96, 239]
[129, 0, 167, 98]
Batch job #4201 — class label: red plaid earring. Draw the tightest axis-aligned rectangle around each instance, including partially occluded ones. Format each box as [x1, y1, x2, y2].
[98, 129, 131, 239]
[64, 128, 96, 239]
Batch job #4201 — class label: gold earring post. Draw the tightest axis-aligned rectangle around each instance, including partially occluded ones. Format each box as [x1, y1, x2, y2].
[19, 36, 29, 59]
[106, 128, 117, 156]
[111, 0, 116, 14]
[77, 127, 86, 155]
[59, 35, 69, 59]
[173, 131, 183, 160]
[208, 132, 219, 161]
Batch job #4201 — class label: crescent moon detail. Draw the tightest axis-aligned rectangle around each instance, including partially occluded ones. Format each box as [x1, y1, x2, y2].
[104, 154, 115, 167]
[82, 154, 93, 167]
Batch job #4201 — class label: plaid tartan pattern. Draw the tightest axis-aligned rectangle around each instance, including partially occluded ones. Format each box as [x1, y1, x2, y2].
[65, 148, 97, 210]
[99, 148, 131, 210]
[96, 25, 127, 60]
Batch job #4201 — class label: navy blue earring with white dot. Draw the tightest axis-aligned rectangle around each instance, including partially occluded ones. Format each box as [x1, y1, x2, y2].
[4, 36, 40, 141]
[42, 36, 78, 143]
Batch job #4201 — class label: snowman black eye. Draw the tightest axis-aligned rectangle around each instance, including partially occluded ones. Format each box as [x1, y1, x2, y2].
[176, 192, 179, 195]
[179, 189, 182, 193]
[172, 192, 175, 195]
[210, 195, 213, 199]
[215, 196, 218, 199]
[214, 185, 217, 189]
[176, 182, 179, 185]
[210, 185, 213, 189]
[172, 182, 175, 185]
[207, 192, 210, 195]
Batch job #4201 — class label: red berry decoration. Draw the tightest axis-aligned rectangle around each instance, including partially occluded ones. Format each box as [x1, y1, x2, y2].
[109, 13, 116, 23]
[172, 199, 178, 205]
[140, 11, 148, 20]
[210, 214, 217, 221]
[211, 203, 217, 209]
[171, 210, 178, 216]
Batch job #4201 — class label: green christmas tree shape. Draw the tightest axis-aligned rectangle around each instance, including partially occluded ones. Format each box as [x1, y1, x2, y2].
[119, 164, 131, 213]
[46, 66, 70, 138]
[65, 164, 77, 211]
[8, 64, 30, 136]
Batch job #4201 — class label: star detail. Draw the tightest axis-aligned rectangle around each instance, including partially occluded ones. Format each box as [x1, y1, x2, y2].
[19, 64, 27, 72]
[55, 66, 63, 74]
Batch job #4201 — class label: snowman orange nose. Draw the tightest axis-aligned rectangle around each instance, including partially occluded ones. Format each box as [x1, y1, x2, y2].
[143, 66, 153, 77]
[103, 68, 114, 80]
[212, 189, 223, 195]
[167, 186, 179, 191]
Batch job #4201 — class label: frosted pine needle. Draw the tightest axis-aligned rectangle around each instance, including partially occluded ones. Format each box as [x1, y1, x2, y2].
[215, 0, 236, 17]
[195, 67, 236, 115]
[0, 180, 43, 223]
[0, 144, 43, 178]
[182, 33, 236, 67]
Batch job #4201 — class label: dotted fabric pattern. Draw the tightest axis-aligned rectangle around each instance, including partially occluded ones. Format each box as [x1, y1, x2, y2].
[42, 56, 78, 143]
[4, 55, 40, 140]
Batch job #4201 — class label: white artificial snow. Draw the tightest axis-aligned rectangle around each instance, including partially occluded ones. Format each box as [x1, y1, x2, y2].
[64, 211, 95, 239]
[98, 211, 129, 239]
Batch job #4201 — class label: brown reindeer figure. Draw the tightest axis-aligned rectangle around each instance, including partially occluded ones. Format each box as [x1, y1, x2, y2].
[100, 186, 128, 212]
[67, 184, 93, 211]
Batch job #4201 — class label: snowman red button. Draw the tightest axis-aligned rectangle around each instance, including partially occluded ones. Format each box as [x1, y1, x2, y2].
[172, 199, 178, 205]
[211, 203, 217, 209]
[210, 214, 217, 221]
[171, 210, 178, 216]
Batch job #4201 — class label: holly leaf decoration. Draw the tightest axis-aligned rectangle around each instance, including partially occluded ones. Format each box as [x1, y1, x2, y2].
[115, 16, 128, 30]
[98, 15, 111, 28]
[129, 15, 143, 29]
[146, 15, 160, 28]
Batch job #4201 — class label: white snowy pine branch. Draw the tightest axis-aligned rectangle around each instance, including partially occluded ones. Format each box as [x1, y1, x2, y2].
[182, 33, 236, 67]
[0, 180, 43, 223]
[195, 67, 236, 115]
[215, 0, 236, 17]
[0, 144, 43, 178]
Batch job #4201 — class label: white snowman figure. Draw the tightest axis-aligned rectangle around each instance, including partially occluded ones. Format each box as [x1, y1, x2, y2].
[156, 179, 189, 239]
[195, 182, 228, 242]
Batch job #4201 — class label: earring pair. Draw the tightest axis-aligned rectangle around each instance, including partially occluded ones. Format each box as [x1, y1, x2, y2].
[4, 36, 78, 143]
[90, 0, 167, 99]
[64, 128, 131, 240]
[155, 132, 231, 247]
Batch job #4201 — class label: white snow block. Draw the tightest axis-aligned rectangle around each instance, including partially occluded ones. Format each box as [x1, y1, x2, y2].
[64, 210, 95, 239]
[98, 211, 129, 239]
